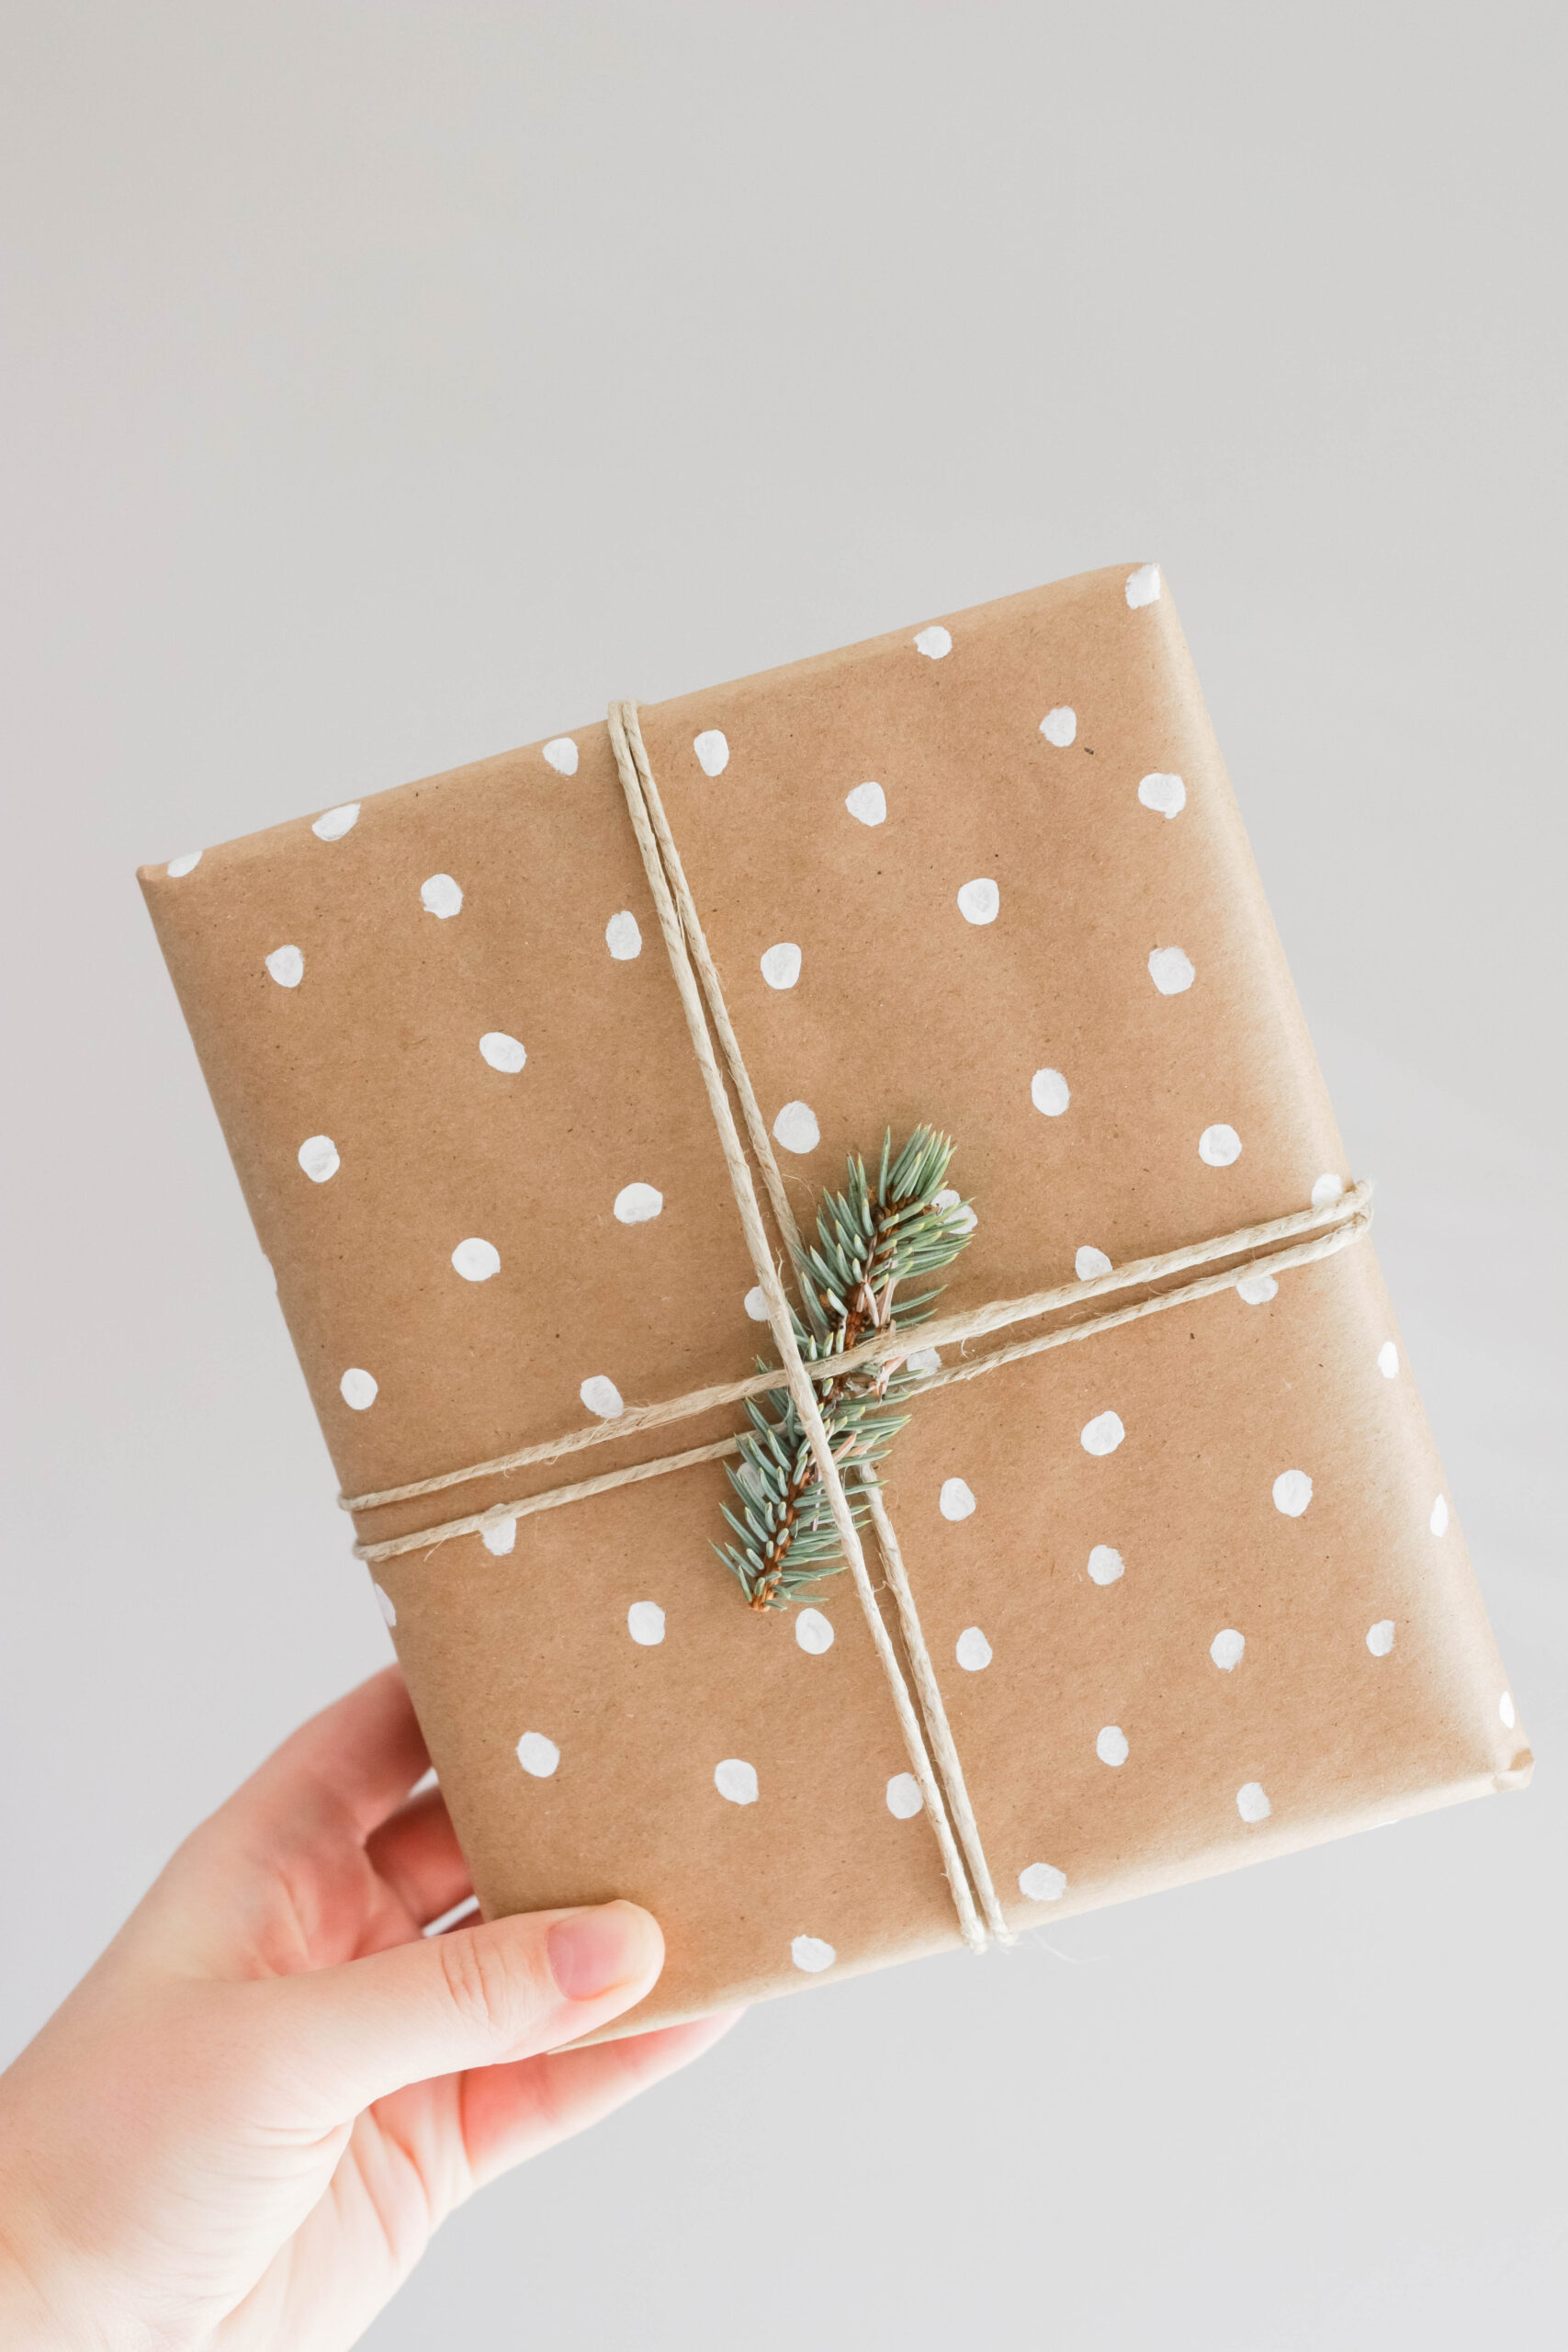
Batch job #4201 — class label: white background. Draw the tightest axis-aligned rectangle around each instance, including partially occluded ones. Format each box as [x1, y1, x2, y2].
[2, 6, 1562, 2345]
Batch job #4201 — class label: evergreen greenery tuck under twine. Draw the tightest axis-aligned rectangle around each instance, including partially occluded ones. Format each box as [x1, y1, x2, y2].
[717, 1126, 977, 1611]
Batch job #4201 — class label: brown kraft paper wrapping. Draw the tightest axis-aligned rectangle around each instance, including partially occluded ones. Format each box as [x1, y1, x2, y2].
[140, 561, 1529, 2035]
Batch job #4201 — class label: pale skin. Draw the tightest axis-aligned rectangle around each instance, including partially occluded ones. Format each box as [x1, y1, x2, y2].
[0, 1668, 739, 2349]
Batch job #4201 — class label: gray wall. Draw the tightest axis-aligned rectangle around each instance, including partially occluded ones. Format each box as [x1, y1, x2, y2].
[3, 6, 1562, 2346]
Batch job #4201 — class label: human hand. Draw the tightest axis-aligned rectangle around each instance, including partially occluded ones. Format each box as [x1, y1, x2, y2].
[0, 1667, 738, 2349]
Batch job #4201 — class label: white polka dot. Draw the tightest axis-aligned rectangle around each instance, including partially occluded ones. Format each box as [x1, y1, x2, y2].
[694, 729, 729, 776]
[715, 1758, 759, 1806]
[165, 851, 202, 877]
[1125, 563, 1161, 608]
[1311, 1172, 1345, 1210]
[482, 1517, 517, 1556]
[1031, 1068, 1070, 1117]
[760, 941, 802, 989]
[1080, 1411, 1125, 1456]
[1236, 1272, 1278, 1306]
[1096, 1724, 1129, 1767]
[940, 1477, 976, 1521]
[1378, 1341, 1400, 1379]
[1430, 1494, 1450, 1536]
[913, 625, 951, 659]
[1088, 1544, 1125, 1586]
[1235, 1781, 1271, 1824]
[1040, 706, 1077, 748]
[791, 1934, 836, 1972]
[627, 1600, 666, 1646]
[614, 1182, 664, 1223]
[452, 1237, 502, 1282]
[795, 1608, 835, 1654]
[1272, 1468, 1313, 1517]
[340, 1367, 378, 1410]
[605, 910, 643, 960]
[542, 736, 578, 775]
[298, 1135, 340, 1183]
[265, 944, 304, 988]
[955, 1626, 993, 1671]
[957, 876, 999, 925]
[886, 1772, 924, 1819]
[744, 1284, 770, 1321]
[1210, 1628, 1246, 1671]
[1137, 772, 1186, 818]
[905, 1346, 942, 1374]
[1199, 1124, 1242, 1168]
[479, 1031, 528, 1076]
[516, 1731, 559, 1779]
[421, 873, 464, 920]
[1499, 1690, 1516, 1729]
[373, 1582, 396, 1627]
[1076, 1246, 1111, 1281]
[845, 782, 886, 826]
[580, 1374, 625, 1419]
[1148, 945, 1195, 995]
[311, 803, 360, 841]
[1366, 1620, 1395, 1657]
[1019, 1861, 1066, 1903]
[773, 1101, 819, 1154]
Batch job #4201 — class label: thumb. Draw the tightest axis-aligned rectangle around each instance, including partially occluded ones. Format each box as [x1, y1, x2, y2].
[254, 1901, 665, 2120]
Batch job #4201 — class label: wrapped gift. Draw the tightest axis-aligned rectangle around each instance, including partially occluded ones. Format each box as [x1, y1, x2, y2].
[140, 561, 1528, 2031]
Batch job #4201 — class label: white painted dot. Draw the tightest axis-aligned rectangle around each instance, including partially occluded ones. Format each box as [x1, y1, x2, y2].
[311, 803, 360, 841]
[932, 1188, 959, 1207]
[478, 1031, 527, 1076]
[605, 910, 643, 959]
[1272, 1468, 1313, 1517]
[165, 851, 202, 877]
[1499, 1690, 1516, 1729]
[516, 1732, 559, 1779]
[421, 873, 464, 920]
[1378, 1341, 1400, 1379]
[614, 1182, 664, 1223]
[957, 876, 999, 925]
[886, 1772, 923, 1819]
[1200, 1124, 1242, 1168]
[1366, 1620, 1395, 1657]
[627, 1600, 666, 1646]
[761, 941, 802, 989]
[715, 1758, 759, 1806]
[773, 1101, 819, 1154]
[1148, 945, 1195, 995]
[340, 1367, 378, 1410]
[913, 625, 952, 659]
[791, 1934, 836, 1973]
[1235, 1781, 1271, 1824]
[1211, 1628, 1246, 1671]
[1096, 1724, 1129, 1767]
[744, 1284, 770, 1321]
[906, 1346, 942, 1374]
[1019, 1861, 1066, 1903]
[373, 1582, 396, 1627]
[580, 1374, 625, 1419]
[1031, 1067, 1070, 1117]
[1137, 772, 1186, 819]
[1076, 1246, 1111, 1281]
[1312, 1172, 1346, 1210]
[452, 1237, 502, 1282]
[542, 736, 579, 775]
[1088, 1544, 1125, 1586]
[1125, 563, 1162, 607]
[1236, 1272, 1279, 1305]
[694, 729, 729, 776]
[940, 1477, 976, 1521]
[298, 1135, 340, 1183]
[1040, 706, 1077, 748]
[955, 1626, 993, 1671]
[482, 1518, 517, 1556]
[1430, 1494, 1450, 1537]
[795, 1607, 835, 1654]
[265, 944, 304, 988]
[845, 782, 886, 826]
[1080, 1411, 1125, 1456]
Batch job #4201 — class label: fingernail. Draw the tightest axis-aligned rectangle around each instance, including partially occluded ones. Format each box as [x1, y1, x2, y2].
[547, 1902, 655, 2001]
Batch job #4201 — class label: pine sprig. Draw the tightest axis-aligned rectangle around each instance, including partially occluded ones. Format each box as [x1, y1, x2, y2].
[716, 1126, 976, 1611]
